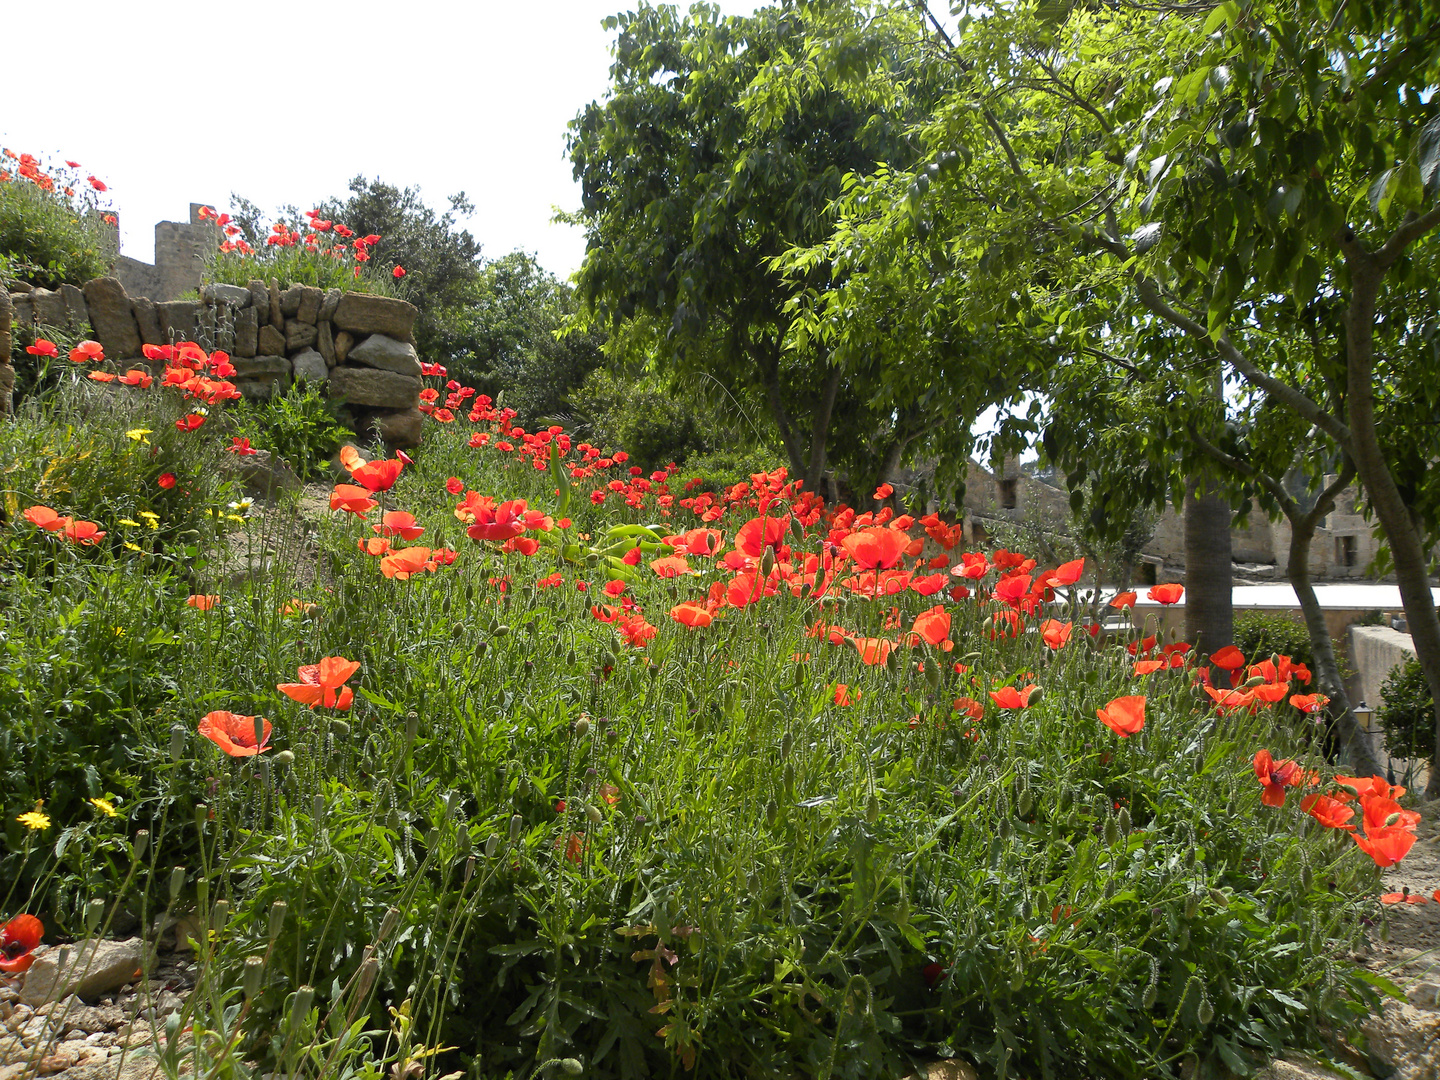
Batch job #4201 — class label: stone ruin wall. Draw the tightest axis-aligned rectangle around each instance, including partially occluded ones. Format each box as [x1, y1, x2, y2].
[3, 274, 427, 449]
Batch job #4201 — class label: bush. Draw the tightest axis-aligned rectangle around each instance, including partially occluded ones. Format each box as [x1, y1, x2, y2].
[0, 152, 118, 288]
[1377, 657, 1435, 762]
[229, 382, 353, 481]
[1235, 610, 1315, 670]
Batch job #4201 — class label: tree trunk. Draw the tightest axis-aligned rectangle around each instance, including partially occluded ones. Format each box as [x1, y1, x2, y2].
[757, 342, 806, 477]
[1288, 475, 1385, 777]
[1344, 258, 1440, 798]
[1184, 475, 1233, 656]
[803, 363, 843, 493]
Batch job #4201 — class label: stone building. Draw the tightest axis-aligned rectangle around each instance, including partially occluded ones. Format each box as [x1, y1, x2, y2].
[113, 204, 219, 303]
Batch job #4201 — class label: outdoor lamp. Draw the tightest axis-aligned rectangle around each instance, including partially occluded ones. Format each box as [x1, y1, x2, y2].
[1353, 700, 1373, 733]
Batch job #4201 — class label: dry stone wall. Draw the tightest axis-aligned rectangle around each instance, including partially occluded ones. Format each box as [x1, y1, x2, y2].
[5, 276, 426, 447]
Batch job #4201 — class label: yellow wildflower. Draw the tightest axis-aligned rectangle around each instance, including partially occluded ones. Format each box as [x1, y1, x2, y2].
[123, 542, 142, 552]
[118, 518, 141, 527]
[125, 429, 153, 444]
[89, 798, 119, 818]
[17, 811, 51, 831]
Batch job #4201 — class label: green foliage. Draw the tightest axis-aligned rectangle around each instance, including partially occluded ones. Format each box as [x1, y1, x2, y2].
[1235, 612, 1316, 671]
[230, 383, 354, 482]
[8, 320, 90, 406]
[1378, 658, 1435, 762]
[0, 156, 117, 288]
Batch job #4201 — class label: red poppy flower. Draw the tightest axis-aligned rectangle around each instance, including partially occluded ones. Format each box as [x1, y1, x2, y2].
[851, 636, 897, 665]
[25, 339, 59, 358]
[198, 711, 272, 757]
[670, 601, 713, 628]
[953, 697, 984, 720]
[650, 555, 691, 577]
[0, 914, 44, 973]
[989, 685, 1037, 710]
[118, 368, 153, 388]
[228, 437, 259, 456]
[873, 482, 894, 500]
[1109, 591, 1137, 609]
[381, 546, 433, 580]
[1253, 750, 1302, 807]
[358, 537, 392, 556]
[603, 579, 628, 598]
[1380, 890, 1429, 905]
[1299, 793, 1354, 829]
[350, 458, 404, 493]
[1097, 695, 1146, 737]
[1132, 660, 1165, 676]
[1210, 645, 1246, 672]
[833, 683, 857, 706]
[87, 175, 107, 191]
[330, 484, 378, 515]
[1205, 685, 1255, 715]
[446, 477, 464, 495]
[69, 340, 104, 363]
[734, 514, 790, 559]
[374, 511, 424, 540]
[537, 572, 564, 588]
[1044, 559, 1085, 587]
[158, 473, 177, 489]
[1148, 583, 1184, 605]
[909, 606, 954, 651]
[840, 528, 907, 570]
[621, 547, 644, 566]
[1290, 693, 1329, 714]
[393, 266, 406, 279]
[1356, 826, 1416, 867]
[186, 594, 218, 610]
[23, 506, 70, 531]
[1250, 681, 1289, 704]
[278, 656, 360, 710]
[62, 520, 106, 545]
[1040, 619, 1073, 650]
[175, 414, 206, 432]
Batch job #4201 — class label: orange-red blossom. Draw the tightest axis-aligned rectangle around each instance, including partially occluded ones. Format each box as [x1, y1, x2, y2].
[278, 656, 360, 710]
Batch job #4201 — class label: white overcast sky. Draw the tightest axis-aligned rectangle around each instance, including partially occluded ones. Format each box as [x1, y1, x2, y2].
[2, 1, 768, 278]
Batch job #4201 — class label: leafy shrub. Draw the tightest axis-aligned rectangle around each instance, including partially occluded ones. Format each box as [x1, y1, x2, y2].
[1377, 657, 1435, 762]
[1235, 610, 1315, 670]
[8, 321, 91, 406]
[0, 153, 118, 288]
[229, 382, 354, 481]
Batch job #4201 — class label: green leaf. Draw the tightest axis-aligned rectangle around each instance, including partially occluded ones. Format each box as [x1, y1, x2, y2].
[1292, 255, 1321, 311]
[1418, 114, 1440, 190]
[358, 687, 402, 713]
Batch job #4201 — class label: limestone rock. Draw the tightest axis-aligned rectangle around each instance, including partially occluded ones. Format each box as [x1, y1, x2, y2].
[346, 333, 421, 377]
[130, 298, 163, 345]
[257, 324, 286, 356]
[60, 284, 88, 327]
[247, 280, 268, 317]
[291, 348, 328, 385]
[334, 330, 355, 364]
[19, 940, 147, 1006]
[235, 374, 291, 401]
[219, 447, 302, 499]
[234, 307, 258, 357]
[0, 291, 11, 418]
[9, 294, 33, 327]
[31, 287, 69, 325]
[267, 279, 283, 329]
[332, 292, 418, 339]
[371, 407, 425, 449]
[232, 355, 291, 379]
[328, 366, 421, 409]
[318, 288, 342, 323]
[317, 320, 335, 364]
[296, 286, 323, 324]
[285, 319, 318, 351]
[204, 283, 252, 308]
[81, 278, 142, 358]
[157, 300, 199, 344]
[279, 283, 305, 318]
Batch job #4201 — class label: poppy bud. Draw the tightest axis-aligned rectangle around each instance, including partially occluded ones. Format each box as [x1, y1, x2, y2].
[765, 799, 778, 826]
[442, 595, 451, 614]
[560, 1058, 584, 1076]
[169, 866, 186, 902]
[476, 641, 488, 657]
[925, 659, 940, 689]
[761, 548, 777, 577]
[268, 900, 286, 940]
[1243, 675, 1266, 688]
[793, 662, 806, 686]
[465, 582, 475, 602]
[509, 814, 524, 842]
[377, 906, 401, 943]
[1117, 807, 1130, 835]
[1197, 996, 1214, 1026]
[355, 954, 379, 1000]
[243, 955, 264, 999]
[133, 830, 150, 861]
[780, 732, 792, 760]
[981, 616, 993, 634]
[331, 719, 351, 737]
[275, 749, 295, 766]
[1103, 816, 1119, 846]
[426, 826, 442, 851]
[452, 622, 465, 639]
[464, 856, 476, 883]
[1009, 960, 1025, 992]
[312, 794, 326, 824]
[600, 650, 616, 670]
[456, 826, 472, 856]
[289, 985, 315, 1032]
[1017, 790, 1033, 818]
[210, 899, 229, 933]
[1300, 864, 1313, 892]
[494, 624, 510, 638]
[1183, 893, 1198, 921]
[405, 711, 420, 750]
[566, 649, 577, 666]
[783, 762, 795, 793]
[885, 648, 901, 674]
[169, 724, 188, 761]
[586, 804, 603, 825]
[790, 517, 805, 542]
[1104, 876, 1115, 900]
[865, 794, 879, 823]
[998, 814, 1013, 840]
[484, 833, 498, 858]
[1141, 959, 1159, 1009]
[575, 716, 591, 737]
[1026, 686, 1043, 706]
[1208, 888, 1228, 908]
[84, 897, 106, 933]
[387, 809, 402, 833]
[303, 603, 322, 620]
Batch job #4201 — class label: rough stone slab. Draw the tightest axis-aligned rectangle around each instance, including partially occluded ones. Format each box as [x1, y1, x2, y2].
[81, 278, 142, 358]
[130, 298, 163, 345]
[334, 329, 355, 364]
[267, 279, 283, 329]
[327, 365, 420, 409]
[296, 286, 323, 324]
[346, 333, 421, 377]
[19, 940, 146, 1006]
[284, 319, 318, 351]
[235, 374, 291, 401]
[317, 320, 335, 364]
[234, 307, 258, 357]
[60, 284, 88, 327]
[233, 355, 291, 379]
[371, 407, 425, 449]
[257, 324, 286, 356]
[247, 280, 268, 316]
[9, 295, 33, 327]
[31, 288, 68, 325]
[204, 283, 252, 307]
[291, 348, 328, 384]
[219, 447, 302, 499]
[318, 288, 342, 323]
[332, 293, 418, 339]
[157, 301, 199, 344]
[279, 283, 305, 318]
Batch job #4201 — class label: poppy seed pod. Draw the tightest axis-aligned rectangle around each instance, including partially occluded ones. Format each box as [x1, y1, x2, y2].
[1017, 790, 1033, 818]
[312, 794, 326, 824]
[1103, 816, 1120, 846]
[476, 640, 488, 657]
[268, 900, 286, 940]
[494, 624, 510, 638]
[1184, 892, 1199, 921]
[243, 955, 264, 999]
[169, 866, 186, 902]
[484, 833, 498, 858]
[790, 517, 805, 542]
[457, 827, 472, 856]
[1209, 888, 1228, 908]
[169, 724, 188, 761]
[330, 719, 351, 737]
[885, 648, 901, 674]
[1243, 675, 1266, 688]
[575, 716, 591, 737]
[1197, 996, 1214, 1026]
[355, 954, 380, 999]
[133, 830, 149, 861]
[211, 899, 229, 932]
[865, 794, 879, 823]
[377, 907, 400, 943]
[761, 548, 776, 577]
[84, 897, 106, 933]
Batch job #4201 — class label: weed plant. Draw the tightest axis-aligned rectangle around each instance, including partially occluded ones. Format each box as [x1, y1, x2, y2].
[0, 363, 1422, 1080]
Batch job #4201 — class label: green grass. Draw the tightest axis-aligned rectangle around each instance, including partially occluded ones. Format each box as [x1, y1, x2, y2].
[0, 374, 1415, 1080]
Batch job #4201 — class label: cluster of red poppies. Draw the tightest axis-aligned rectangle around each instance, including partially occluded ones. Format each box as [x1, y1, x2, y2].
[0, 148, 108, 199]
